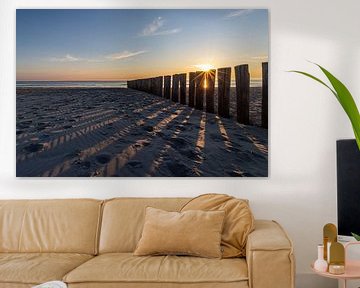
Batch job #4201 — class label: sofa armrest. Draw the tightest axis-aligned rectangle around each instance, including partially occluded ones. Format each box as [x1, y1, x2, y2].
[246, 220, 295, 288]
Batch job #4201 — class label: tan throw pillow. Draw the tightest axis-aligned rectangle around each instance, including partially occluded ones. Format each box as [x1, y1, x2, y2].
[134, 207, 225, 258]
[181, 194, 254, 258]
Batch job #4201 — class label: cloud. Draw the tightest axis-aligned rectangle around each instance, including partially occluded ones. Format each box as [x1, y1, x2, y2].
[47, 50, 146, 63]
[141, 17, 164, 36]
[225, 9, 254, 18]
[139, 17, 181, 37]
[151, 28, 182, 36]
[251, 55, 268, 60]
[49, 54, 81, 62]
[105, 50, 147, 60]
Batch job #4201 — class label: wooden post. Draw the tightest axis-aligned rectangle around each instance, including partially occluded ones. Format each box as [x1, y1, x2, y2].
[164, 76, 171, 99]
[195, 71, 205, 110]
[147, 79, 151, 93]
[151, 78, 157, 94]
[217, 67, 231, 118]
[206, 69, 216, 113]
[156, 76, 163, 97]
[179, 73, 187, 105]
[235, 64, 250, 124]
[172, 74, 179, 102]
[262, 62, 268, 128]
[154, 77, 158, 95]
[189, 72, 196, 108]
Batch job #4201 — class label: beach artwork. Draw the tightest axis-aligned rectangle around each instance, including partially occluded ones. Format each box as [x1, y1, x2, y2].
[16, 9, 269, 177]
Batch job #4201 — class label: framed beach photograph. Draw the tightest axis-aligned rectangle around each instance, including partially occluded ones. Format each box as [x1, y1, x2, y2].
[16, 9, 269, 177]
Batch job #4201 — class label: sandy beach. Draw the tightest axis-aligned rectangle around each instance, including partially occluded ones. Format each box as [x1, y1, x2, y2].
[16, 87, 268, 177]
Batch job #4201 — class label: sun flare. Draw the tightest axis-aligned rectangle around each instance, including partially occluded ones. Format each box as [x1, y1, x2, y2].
[194, 64, 215, 72]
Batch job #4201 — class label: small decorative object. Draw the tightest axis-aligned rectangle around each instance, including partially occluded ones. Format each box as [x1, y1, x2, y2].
[32, 281, 67, 288]
[323, 223, 337, 261]
[328, 264, 345, 275]
[290, 63, 360, 151]
[327, 242, 332, 264]
[329, 242, 345, 275]
[314, 244, 328, 272]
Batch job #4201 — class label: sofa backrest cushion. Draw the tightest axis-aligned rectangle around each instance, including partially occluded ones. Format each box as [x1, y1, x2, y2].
[99, 198, 189, 253]
[181, 194, 254, 258]
[0, 199, 102, 254]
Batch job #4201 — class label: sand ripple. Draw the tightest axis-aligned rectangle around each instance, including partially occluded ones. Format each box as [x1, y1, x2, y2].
[16, 87, 268, 177]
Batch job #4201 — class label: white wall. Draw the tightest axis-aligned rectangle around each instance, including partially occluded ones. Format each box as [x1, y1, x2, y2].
[1, 0, 360, 287]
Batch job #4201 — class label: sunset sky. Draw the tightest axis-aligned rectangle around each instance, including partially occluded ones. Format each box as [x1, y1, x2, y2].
[16, 9, 268, 81]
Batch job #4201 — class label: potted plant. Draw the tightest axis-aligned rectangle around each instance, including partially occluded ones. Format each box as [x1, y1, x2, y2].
[291, 63, 360, 240]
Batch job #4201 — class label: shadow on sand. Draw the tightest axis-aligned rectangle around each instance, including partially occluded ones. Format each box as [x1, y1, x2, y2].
[16, 88, 268, 177]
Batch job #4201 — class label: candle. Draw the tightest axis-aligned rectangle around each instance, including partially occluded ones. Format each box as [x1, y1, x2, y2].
[328, 264, 345, 275]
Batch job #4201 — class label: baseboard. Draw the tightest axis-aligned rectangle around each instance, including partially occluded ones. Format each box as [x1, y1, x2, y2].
[296, 273, 337, 288]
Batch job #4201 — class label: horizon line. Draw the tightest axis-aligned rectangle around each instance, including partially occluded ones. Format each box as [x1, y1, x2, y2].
[17, 77, 263, 82]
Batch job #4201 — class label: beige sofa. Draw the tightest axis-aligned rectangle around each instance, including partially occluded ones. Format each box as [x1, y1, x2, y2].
[0, 198, 295, 288]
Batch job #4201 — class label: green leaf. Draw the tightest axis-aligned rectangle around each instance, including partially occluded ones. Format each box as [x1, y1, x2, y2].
[289, 70, 337, 99]
[351, 232, 360, 241]
[289, 64, 360, 150]
[353, 127, 360, 150]
[316, 65, 360, 150]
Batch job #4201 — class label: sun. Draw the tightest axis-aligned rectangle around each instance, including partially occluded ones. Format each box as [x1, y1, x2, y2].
[194, 64, 215, 72]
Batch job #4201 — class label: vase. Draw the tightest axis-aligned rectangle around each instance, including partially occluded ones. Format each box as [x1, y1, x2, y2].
[314, 244, 328, 272]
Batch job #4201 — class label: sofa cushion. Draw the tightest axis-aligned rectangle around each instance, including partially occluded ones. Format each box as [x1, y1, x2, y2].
[99, 198, 190, 253]
[63, 253, 248, 285]
[0, 199, 102, 254]
[181, 194, 254, 258]
[134, 207, 225, 258]
[67, 282, 249, 288]
[0, 284, 32, 288]
[0, 253, 93, 285]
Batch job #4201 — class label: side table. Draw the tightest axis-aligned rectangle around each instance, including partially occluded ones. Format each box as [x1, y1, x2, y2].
[311, 242, 360, 288]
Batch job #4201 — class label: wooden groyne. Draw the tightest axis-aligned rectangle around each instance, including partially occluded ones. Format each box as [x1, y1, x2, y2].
[127, 63, 268, 128]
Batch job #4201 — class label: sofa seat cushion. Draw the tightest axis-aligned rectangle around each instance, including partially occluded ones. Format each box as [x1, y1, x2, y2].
[0, 253, 93, 285]
[64, 253, 248, 285]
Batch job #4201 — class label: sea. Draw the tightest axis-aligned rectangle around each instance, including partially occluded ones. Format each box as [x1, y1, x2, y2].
[16, 79, 262, 88]
[16, 81, 128, 88]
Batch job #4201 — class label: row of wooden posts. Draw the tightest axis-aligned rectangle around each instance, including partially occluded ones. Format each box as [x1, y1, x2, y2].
[127, 63, 268, 128]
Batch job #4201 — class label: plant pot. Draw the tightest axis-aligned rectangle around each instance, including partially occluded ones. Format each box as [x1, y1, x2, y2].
[337, 139, 360, 237]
